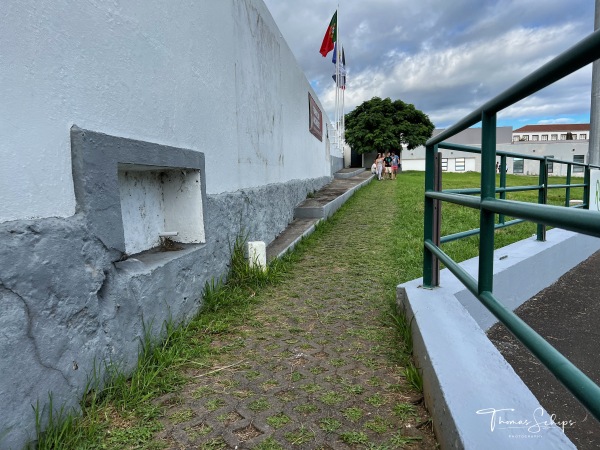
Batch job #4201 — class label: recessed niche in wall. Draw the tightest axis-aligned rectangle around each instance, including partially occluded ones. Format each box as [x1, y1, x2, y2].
[118, 164, 205, 255]
[70, 126, 206, 256]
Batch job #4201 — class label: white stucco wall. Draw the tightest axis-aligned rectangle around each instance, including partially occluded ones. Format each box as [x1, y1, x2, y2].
[0, 0, 335, 223]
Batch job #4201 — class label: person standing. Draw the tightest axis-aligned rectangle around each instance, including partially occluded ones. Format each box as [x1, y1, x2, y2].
[391, 152, 399, 179]
[375, 153, 384, 180]
[384, 152, 393, 179]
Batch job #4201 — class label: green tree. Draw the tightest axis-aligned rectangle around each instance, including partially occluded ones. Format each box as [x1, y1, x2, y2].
[344, 97, 434, 154]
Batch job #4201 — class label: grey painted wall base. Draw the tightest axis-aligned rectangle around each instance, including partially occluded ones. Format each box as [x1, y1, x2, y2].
[331, 156, 344, 174]
[0, 129, 331, 450]
[397, 229, 600, 449]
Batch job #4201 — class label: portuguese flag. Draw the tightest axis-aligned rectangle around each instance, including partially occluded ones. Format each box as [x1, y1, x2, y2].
[319, 11, 337, 57]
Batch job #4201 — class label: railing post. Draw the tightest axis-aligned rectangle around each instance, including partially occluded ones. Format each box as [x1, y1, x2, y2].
[537, 159, 548, 241]
[423, 143, 439, 288]
[565, 164, 572, 207]
[584, 164, 591, 210]
[498, 155, 507, 224]
[432, 153, 442, 285]
[479, 111, 496, 294]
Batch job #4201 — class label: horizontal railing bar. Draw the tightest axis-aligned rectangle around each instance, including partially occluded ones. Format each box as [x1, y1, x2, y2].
[437, 142, 485, 154]
[428, 29, 600, 146]
[443, 185, 542, 195]
[438, 142, 546, 161]
[425, 191, 481, 208]
[493, 150, 545, 160]
[546, 158, 578, 165]
[481, 198, 600, 237]
[548, 183, 586, 189]
[440, 219, 524, 243]
[443, 188, 481, 195]
[440, 228, 480, 243]
[426, 192, 599, 236]
[547, 158, 600, 169]
[438, 143, 600, 173]
[494, 218, 526, 228]
[496, 185, 543, 193]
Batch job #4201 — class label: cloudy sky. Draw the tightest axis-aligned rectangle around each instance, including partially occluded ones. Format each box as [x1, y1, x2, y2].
[262, 0, 596, 130]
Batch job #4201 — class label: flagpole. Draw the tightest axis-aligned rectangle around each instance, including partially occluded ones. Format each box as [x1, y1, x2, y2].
[342, 82, 345, 145]
[336, 2, 341, 156]
[335, 38, 339, 150]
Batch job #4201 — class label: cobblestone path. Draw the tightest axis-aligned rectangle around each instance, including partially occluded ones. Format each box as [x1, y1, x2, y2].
[153, 179, 437, 449]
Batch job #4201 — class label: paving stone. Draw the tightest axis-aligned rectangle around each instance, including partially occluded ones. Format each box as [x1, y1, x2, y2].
[154, 174, 436, 449]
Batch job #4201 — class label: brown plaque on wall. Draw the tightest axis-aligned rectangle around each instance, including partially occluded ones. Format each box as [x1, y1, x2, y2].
[308, 93, 323, 141]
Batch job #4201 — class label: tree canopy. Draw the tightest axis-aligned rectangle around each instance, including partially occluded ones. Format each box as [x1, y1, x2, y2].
[344, 97, 434, 154]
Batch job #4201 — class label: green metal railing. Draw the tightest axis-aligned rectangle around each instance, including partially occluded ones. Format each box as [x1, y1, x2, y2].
[423, 28, 600, 421]
[436, 142, 596, 243]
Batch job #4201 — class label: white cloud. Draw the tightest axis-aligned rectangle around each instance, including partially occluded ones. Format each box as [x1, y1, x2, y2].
[537, 118, 577, 124]
[263, 0, 595, 128]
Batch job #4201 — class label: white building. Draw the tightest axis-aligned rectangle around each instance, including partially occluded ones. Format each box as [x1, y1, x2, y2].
[402, 125, 590, 177]
[512, 124, 589, 142]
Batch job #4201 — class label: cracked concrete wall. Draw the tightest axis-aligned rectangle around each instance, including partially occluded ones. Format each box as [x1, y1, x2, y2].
[0, 174, 329, 449]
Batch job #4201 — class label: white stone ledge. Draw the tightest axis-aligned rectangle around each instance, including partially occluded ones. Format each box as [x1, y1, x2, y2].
[397, 229, 600, 449]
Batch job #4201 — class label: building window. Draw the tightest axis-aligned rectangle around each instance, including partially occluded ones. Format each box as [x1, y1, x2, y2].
[580, 134, 587, 140]
[560, 133, 567, 140]
[441, 158, 448, 172]
[547, 155, 554, 174]
[532, 135, 539, 141]
[513, 158, 524, 174]
[541, 135, 548, 141]
[551, 134, 558, 140]
[573, 155, 585, 173]
[520, 135, 529, 141]
[513, 135, 520, 141]
[455, 158, 465, 172]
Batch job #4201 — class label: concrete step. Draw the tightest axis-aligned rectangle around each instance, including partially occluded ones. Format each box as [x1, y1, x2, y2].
[265, 171, 374, 262]
[333, 167, 367, 179]
[266, 218, 320, 262]
[294, 171, 374, 219]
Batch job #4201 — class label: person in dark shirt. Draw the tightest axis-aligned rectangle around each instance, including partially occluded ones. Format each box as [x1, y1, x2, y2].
[384, 152, 393, 179]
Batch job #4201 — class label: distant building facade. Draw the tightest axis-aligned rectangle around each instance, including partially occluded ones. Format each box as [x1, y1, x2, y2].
[402, 127, 512, 173]
[512, 124, 589, 142]
[402, 124, 590, 177]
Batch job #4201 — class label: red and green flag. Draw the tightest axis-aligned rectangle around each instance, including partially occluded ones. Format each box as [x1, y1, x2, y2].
[319, 11, 337, 57]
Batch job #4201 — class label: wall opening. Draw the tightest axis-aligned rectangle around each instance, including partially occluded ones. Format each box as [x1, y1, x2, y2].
[118, 164, 205, 255]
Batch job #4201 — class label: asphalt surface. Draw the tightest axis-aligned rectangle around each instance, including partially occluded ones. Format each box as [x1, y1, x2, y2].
[487, 251, 600, 450]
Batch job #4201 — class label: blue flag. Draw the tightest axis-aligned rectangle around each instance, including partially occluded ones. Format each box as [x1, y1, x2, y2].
[332, 43, 346, 66]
